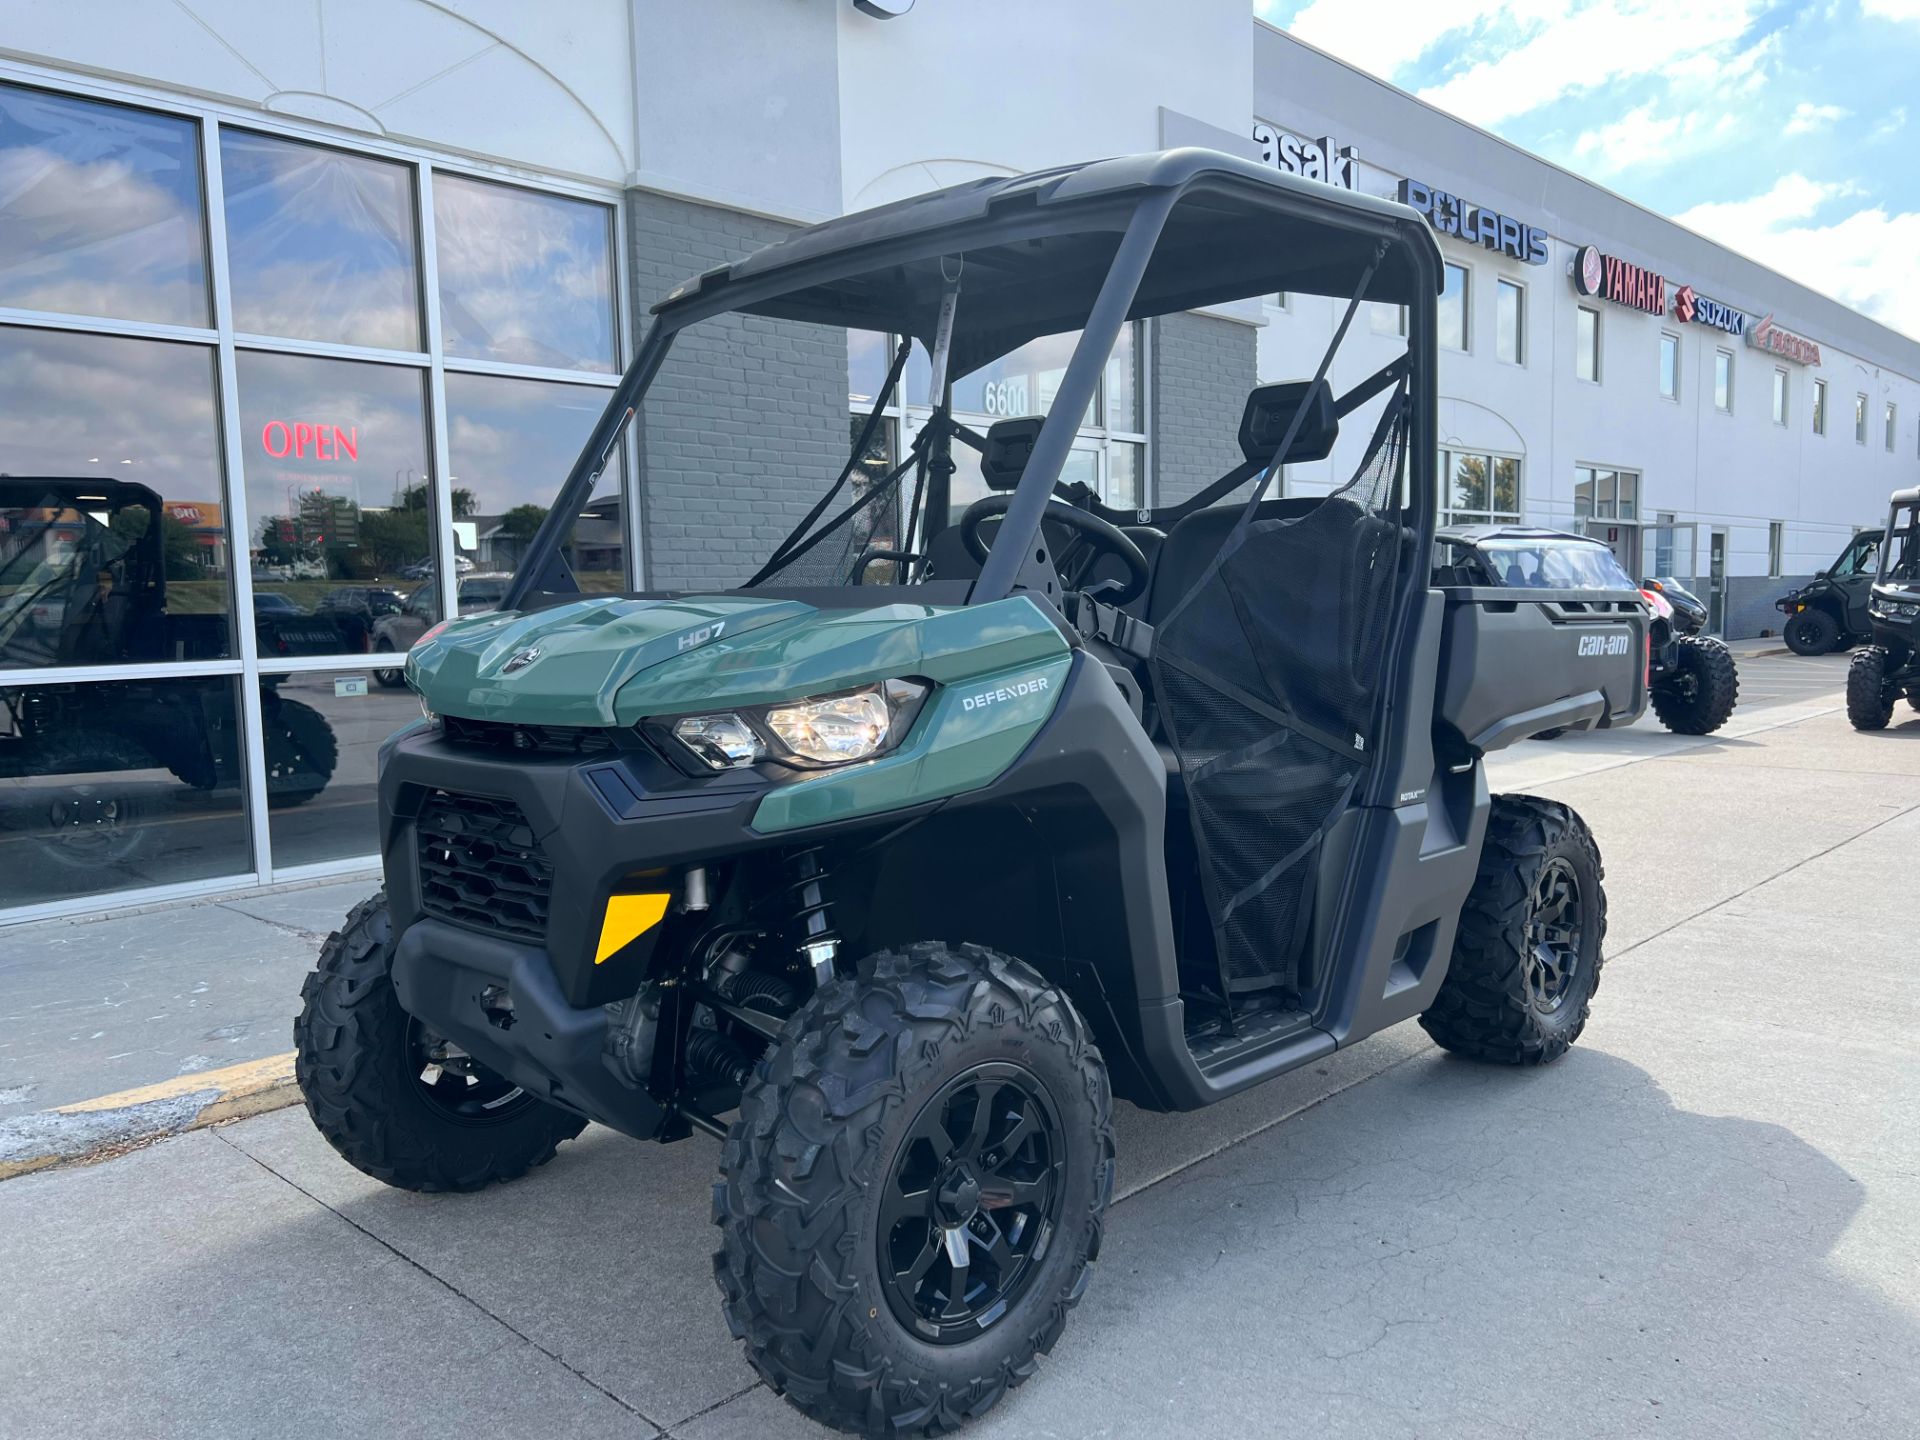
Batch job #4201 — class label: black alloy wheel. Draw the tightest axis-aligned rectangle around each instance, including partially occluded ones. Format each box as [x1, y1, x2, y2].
[1522, 857, 1583, 1014]
[878, 1061, 1065, 1344]
[404, 1016, 536, 1124]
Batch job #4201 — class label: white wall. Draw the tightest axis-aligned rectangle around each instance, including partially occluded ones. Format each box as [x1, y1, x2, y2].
[835, 0, 1252, 211]
[2, 0, 635, 184]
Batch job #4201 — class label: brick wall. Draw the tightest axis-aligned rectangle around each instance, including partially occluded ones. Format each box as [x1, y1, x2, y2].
[1150, 311, 1257, 506]
[624, 191, 847, 591]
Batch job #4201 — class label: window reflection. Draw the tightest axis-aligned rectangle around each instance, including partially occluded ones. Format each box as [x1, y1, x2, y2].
[236, 350, 437, 654]
[0, 83, 209, 326]
[444, 372, 626, 593]
[261, 670, 417, 868]
[434, 174, 615, 372]
[0, 326, 233, 665]
[221, 130, 421, 349]
[0, 675, 250, 906]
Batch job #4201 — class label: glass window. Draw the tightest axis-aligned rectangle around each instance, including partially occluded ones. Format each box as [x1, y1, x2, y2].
[1659, 332, 1679, 400]
[1886, 402, 1897, 452]
[0, 326, 233, 667]
[1496, 280, 1523, 365]
[1105, 322, 1141, 431]
[1576, 306, 1599, 382]
[1714, 350, 1732, 412]
[434, 174, 616, 373]
[236, 350, 436, 651]
[1813, 378, 1827, 435]
[1369, 302, 1407, 338]
[220, 131, 421, 350]
[1769, 521, 1784, 576]
[1772, 368, 1788, 425]
[258, 670, 417, 869]
[1451, 452, 1489, 512]
[947, 331, 1079, 419]
[0, 82, 209, 327]
[1856, 392, 1868, 444]
[1106, 443, 1144, 510]
[0, 675, 250, 907]
[1574, 466, 1595, 518]
[848, 329, 893, 408]
[1438, 263, 1469, 352]
[444, 372, 626, 596]
[1616, 471, 1636, 520]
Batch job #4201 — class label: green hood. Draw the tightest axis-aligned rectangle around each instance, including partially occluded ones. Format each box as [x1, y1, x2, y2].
[407, 593, 1069, 727]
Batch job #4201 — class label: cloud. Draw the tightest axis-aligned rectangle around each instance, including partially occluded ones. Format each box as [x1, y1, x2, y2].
[1415, 1, 1763, 129]
[1783, 102, 1849, 136]
[1871, 104, 1908, 140]
[1861, 0, 1920, 20]
[1571, 101, 1738, 176]
[1277, 0, 1529, 80]
[1676, 175, 1920, 340]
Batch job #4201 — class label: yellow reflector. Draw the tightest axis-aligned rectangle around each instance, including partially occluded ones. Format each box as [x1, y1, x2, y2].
[595, 893, 671, 964]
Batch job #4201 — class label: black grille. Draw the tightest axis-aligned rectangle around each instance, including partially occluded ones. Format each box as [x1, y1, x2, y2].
[441, 714, 617, 756]
[416, 790, 552, 941]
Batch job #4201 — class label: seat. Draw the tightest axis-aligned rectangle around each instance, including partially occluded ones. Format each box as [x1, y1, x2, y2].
[1144, 497, 1325, 627]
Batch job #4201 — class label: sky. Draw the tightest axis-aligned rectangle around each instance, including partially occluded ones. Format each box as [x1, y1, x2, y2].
[1254, 0, 1920, 341]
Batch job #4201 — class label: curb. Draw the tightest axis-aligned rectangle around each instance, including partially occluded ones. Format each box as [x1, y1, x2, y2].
[0, 1052, 301, 1182]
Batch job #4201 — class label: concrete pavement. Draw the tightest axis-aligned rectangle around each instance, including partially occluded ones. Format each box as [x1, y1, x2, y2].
[5, 648, 1920, 1436]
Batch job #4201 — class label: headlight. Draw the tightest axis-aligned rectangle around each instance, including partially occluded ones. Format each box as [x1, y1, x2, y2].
[652, 680, 928, 772]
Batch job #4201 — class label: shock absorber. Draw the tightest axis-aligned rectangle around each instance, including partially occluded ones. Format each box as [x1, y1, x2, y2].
[784, 845, 840, 985]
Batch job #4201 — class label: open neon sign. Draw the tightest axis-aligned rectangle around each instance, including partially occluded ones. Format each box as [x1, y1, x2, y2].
[261, 420, 360, 461]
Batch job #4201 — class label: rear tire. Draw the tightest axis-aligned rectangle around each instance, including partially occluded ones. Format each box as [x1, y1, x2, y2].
[1650, 635, 1739, 735]
[714, 942, 1113, 1436]
[293, 892, 586, 1191]
[1847, 647, 1896, 730]
[264, 697, 339, 808]
[1422, 796, 1607, 1066]
[1783, 609, 1838, 655]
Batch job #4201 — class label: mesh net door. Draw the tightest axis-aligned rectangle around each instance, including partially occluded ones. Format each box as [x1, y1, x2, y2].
[1151, 388, 1409, 1000]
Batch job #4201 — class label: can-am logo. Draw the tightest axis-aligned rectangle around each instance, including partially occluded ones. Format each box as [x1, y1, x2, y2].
[961, 675, 1051, 711]
[1252, 123, 1358, 190]
[1577, 633, 1630, 657]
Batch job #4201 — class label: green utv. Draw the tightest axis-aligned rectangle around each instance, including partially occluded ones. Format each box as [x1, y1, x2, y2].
[293, 150, 1648, 1434]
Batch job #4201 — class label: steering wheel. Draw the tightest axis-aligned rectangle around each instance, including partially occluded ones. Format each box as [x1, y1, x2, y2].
[958, 495, 1151, 605]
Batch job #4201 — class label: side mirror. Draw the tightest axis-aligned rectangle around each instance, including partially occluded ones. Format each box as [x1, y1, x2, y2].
[980, 417, 1044, 492]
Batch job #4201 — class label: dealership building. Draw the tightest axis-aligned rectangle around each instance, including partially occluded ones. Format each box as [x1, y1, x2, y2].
[2, 0, 1916, 922]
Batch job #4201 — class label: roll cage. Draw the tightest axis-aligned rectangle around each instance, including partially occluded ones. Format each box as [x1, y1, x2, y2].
[502, 148, 1443, 616]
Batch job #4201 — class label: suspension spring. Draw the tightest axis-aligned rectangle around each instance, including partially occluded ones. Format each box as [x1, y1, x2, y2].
[776, 845, 840, 984]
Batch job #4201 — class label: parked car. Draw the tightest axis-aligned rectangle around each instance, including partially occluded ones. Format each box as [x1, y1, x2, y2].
[312, 585, 404, 652]
[370, 573, 512, 686]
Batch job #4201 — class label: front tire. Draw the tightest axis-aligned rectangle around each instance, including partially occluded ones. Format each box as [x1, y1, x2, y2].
[1847, 647, 1896, 730]
[1422, 796, 1607, 1066]
[1650, 635, 1739, 735]
[1783, 608, 1838, 655]
[714, 943, 1114, 1436]
[293, 892, 586, 1191]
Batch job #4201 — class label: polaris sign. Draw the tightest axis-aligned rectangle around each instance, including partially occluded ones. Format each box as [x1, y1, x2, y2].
[1397, 179, 1549, 265]
[1252, 122, 1358, 189]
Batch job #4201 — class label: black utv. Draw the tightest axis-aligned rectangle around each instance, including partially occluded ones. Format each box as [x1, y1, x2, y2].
[0, 478, 339, 871]
[1436, 526, 1735, 735]
[1778, 527, 1883, 654]
[1846, 488, 1920, 729]
[291, 150, 1648, 1435]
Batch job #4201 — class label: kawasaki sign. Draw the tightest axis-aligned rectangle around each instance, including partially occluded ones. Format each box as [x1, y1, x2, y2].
[1252, 122, 1358, 189]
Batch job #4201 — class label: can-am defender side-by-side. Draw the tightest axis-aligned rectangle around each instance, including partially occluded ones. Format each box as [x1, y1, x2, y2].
[1778, 527, 1884, 655]
[1435, 526, 1733, 735]
[1846, 488, 1920, 729]
[291, 151, 1648, 1436]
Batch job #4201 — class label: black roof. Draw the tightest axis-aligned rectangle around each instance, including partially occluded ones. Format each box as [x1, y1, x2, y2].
[650, 148, 1442, 373]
